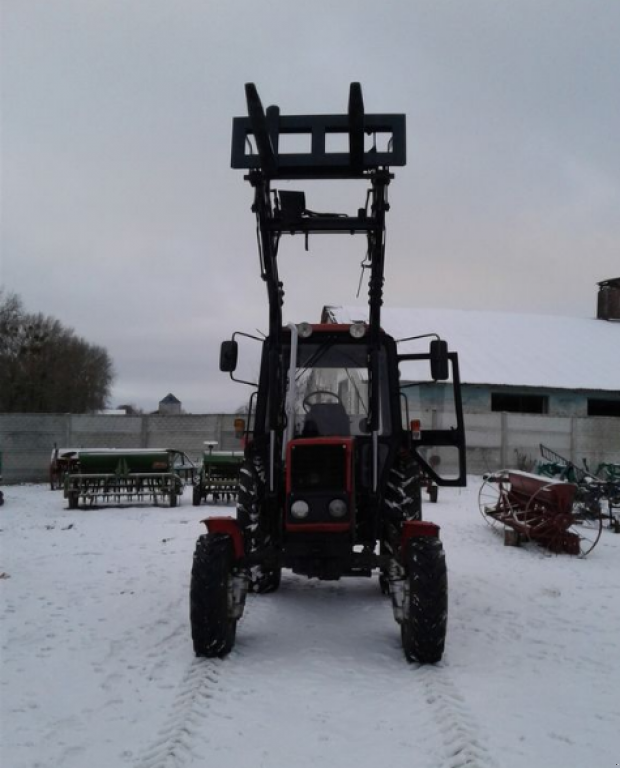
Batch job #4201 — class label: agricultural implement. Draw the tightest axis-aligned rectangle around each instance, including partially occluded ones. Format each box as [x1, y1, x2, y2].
[190, 84, 467, 663]
[478, 469, 603, 556]
[536, 444, 594, 484]
[193, 445, 244, 505]
[537, 444, 620, 530]
[50, 446, 80, 490]
[64, 449, 187, 509]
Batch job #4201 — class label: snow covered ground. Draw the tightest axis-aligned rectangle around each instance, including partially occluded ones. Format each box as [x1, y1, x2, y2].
[1, 481, 619, 768]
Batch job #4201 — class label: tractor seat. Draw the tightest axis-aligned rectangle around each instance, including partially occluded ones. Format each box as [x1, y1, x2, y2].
[302, 402, 350, 437]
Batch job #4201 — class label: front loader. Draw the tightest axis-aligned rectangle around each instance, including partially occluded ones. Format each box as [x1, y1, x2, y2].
[190, 84, 467, 662]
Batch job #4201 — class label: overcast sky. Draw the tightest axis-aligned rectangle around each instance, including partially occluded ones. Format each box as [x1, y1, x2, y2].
[1, 0, 619, 413]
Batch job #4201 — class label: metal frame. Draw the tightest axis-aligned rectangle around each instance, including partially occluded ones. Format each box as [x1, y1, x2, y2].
[231, 83, 406, 177]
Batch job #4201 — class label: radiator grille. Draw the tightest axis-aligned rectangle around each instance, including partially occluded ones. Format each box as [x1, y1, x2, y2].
[290, 444, 347, 491]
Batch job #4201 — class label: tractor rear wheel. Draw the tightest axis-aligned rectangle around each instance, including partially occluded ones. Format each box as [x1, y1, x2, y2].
[401, 537, 447, 664]
[384, 452, 422, 522]
[380, 452, 422, 594]
[238, 456, 281, 593]
[190, 533, 237, 657]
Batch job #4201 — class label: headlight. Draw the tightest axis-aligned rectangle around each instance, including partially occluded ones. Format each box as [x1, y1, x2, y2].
[328, 499, 347, 518]
[291, 500, 309, 519]
[349, 323, 366, 339]
[297, 322, 313, 338]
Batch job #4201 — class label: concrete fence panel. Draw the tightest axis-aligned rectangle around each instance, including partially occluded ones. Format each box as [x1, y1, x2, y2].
[1, 411, 618, 484]
[462, 413, 503, 474]
[505, 414, 572, 468]
[572, 417, 620, 468]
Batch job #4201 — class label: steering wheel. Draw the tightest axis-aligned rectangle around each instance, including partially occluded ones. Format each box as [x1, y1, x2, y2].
[302, 390, 344, 413]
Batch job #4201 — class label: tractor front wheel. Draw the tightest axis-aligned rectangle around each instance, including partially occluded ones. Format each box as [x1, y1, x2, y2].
[190, 533, 237, 657]
[401, 537, 447, 664]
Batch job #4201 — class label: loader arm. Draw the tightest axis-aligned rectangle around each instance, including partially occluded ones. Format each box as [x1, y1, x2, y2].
[233, 83, 406, 488]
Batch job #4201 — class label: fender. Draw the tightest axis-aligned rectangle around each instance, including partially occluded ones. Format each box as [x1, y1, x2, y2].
[201, 516, 245, 560]
[401, 520, 440, 550]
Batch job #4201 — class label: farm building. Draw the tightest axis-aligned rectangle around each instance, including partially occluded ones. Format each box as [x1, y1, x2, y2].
[322, 304, 620, 418]
[323, 290, 620, 472]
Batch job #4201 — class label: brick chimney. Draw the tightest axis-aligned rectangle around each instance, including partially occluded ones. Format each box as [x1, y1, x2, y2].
[597, 278, 620, 321]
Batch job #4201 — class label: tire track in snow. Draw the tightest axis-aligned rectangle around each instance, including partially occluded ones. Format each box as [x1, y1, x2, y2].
[134, 657, 224, 768]
[133, 576, 498, 768]
[418, 666, 499, 768]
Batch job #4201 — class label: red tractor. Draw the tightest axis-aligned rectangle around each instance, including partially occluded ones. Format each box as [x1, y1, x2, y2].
[190, 84, 466, 662]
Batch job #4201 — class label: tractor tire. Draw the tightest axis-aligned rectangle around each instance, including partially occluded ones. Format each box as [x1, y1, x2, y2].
[401, 537, 448, 664]
[190, 533, 237, 657]
[237, 456, 281, 594]
[192, 484, 202, 506]
[384, 451, 422, 523]
[380, 452, 423, 594]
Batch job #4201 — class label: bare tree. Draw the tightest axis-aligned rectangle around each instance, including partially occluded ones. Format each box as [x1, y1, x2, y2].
[0, 290, 114, 413]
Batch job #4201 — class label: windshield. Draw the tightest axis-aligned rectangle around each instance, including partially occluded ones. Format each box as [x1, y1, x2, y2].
[285, 341, 391, 437]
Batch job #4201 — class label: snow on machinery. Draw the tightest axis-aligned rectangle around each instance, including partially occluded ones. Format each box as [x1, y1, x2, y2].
[190, 84, 467, 663]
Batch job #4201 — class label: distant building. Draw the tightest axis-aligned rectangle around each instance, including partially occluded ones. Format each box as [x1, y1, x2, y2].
[159, 393, 182, 415]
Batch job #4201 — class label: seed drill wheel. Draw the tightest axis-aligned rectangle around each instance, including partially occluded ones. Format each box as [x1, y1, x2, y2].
[478, 471, 512, 530]
[516, 482, 603, 557]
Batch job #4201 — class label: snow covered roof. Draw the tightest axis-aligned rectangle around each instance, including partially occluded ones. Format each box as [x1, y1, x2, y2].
[325, 306, 620, 392]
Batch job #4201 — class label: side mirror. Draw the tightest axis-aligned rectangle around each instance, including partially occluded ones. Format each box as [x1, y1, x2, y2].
[220, 340, 238, 372]
[429, 339, 449, 381]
